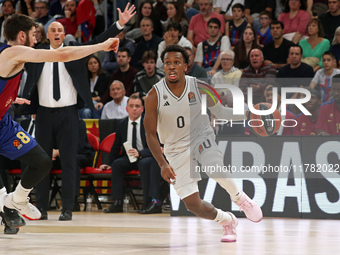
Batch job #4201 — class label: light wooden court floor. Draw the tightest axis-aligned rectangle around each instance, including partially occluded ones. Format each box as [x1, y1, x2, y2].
[0, 209, 339, 255]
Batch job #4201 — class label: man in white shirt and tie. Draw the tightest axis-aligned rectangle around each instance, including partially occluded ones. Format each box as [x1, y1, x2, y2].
[100, 95, 163, 214]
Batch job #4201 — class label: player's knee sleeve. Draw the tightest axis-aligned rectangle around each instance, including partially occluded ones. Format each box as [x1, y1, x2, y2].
[18, 145, 52, 188]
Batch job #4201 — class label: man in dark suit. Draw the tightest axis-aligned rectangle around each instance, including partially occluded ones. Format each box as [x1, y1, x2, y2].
[22, 4, 136, 221]
[100, 95, 163, 214]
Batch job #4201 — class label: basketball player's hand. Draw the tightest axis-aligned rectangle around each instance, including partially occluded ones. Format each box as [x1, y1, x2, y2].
[13, 98, 31, 105]
[102, 38, 120, 52]
[99, 164, 112, 171]
[117, 3, 136, 27]
[161, 163, 176, 185]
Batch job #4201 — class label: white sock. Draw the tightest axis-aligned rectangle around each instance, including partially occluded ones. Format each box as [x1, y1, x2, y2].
[213, 177, 242, 202]
[0, 187, 7, 212]
[13, 181, 32, 204]
[231, 191, 243, 203]
[214, 208, 232, 224]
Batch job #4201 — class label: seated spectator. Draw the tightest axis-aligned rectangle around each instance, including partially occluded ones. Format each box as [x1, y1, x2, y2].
[278, 0, 310, 44]
[225, 3, 249, 48]
[16, 0, 35, 17]
[299, 18, 330, 72]
[164, 1, 189, 37]
[310, 51, 340, 102]
[244, 0, 275, 32]
[275, 0, 285, 18]
[330, 26, 340, 67]
[0, 0, 16, 43]
[102, 27, 135, 74]
[134, 51, 164, 98]
[34, 0, 52, 26]
[277, 45, 315, 90]
[240, 48, 277, 104]
[184, 47, 208, 79]
[101, 81, 129, 120]
[195, 18, 231, 77]
[318, 0, 340, 42]
[101, 95, 163, 214]
[57, 0, 81, 40]
[293, 89, 321, 135]
[185, 0, 200, 20]
[213, 0, 245, 21]
[49, 0, 67, 18]
[211, 49, 242, 87]
[80, 55, 110, 119]
[316, 74, 340, 135]
[99, 48, 138, 108]
[257, 11, 273, 46]
[263, 85, 295, 135]
[309, 0, 329, 17]
[131, 17, 163, 71]
[211, 49, 242, 106]
[157, 22, 192, 69]
[234, 26, 261, 70]
[153, 0, 168, 22]
[187, 0, 225, 48]
[91, 0, 106, 37]
[127, 0, 163, 39]
[34, 23, 49, 47]
[263, 20, 296, 70]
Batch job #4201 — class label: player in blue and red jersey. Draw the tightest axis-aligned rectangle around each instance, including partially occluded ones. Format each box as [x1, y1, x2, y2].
[0, 13, 120, 233]
[316, 74, 340, 135]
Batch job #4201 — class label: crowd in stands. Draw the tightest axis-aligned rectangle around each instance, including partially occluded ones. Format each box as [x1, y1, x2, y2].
[2, 0, 340, 219]
[2, 0, 339, 136]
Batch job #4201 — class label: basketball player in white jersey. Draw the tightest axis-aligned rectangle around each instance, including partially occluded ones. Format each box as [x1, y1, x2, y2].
[144, 45, 263, 242]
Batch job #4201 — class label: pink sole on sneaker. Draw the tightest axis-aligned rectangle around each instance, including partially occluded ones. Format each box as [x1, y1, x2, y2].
[251, 216, 263, 223]
[221, 238, 237, 242]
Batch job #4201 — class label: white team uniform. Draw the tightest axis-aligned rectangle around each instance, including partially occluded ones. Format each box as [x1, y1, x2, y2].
[154, 75, 227, 199]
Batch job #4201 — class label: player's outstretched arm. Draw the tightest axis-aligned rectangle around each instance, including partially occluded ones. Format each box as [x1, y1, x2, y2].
[3, 38, 119, 66]
[144, 88, 176, 184]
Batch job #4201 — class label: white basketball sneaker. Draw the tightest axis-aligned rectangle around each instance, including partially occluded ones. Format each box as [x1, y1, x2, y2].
[221, 212, 238, 242]
[4, 193, 41, 220]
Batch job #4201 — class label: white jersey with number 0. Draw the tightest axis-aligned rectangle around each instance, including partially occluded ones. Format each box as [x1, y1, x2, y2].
[154, 75, 213, 156]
